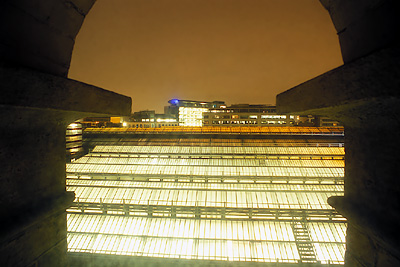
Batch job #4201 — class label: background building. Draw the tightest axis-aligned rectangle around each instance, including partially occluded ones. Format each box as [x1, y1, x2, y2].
[80, 101, 341, 129]
[129, 110, 179, 128]
[79, 117, 128, 128]
[66, 122, 84, 161]
[203, 104, 298, 126]
[168, 99, 226, 126]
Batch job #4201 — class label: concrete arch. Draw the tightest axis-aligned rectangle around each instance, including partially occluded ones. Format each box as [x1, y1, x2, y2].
[278, 1, 400, 266]
[2, 1, 399, 77]
[0, 1, 130, 266]
[1, 0, 96, 77]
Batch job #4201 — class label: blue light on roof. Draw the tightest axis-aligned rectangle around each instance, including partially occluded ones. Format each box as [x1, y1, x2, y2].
[171, 99, 179, 105]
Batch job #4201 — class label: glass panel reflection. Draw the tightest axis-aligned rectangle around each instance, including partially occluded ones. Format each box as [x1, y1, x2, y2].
[67, 134, 346, 264]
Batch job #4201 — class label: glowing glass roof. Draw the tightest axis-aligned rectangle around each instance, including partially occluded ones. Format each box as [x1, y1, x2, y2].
[66, 135, 345, 264]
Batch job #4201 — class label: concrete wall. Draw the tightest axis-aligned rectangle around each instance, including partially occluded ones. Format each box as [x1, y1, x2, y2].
[277, 1, 400, 266]
[0, 0, 96, 76]
[320, 0, 400, 63]
[0, 1, 131, 266]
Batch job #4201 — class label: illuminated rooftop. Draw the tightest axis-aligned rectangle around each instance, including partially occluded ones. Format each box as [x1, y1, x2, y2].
[66, 128, 345, 265]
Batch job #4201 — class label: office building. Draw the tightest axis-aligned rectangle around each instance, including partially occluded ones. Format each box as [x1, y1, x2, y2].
[168, 99, 226, 126]
[203, 104, 298, 126]
[130, 110, 179, 128]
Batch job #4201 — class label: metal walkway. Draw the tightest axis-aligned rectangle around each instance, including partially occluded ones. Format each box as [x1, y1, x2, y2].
[292, 220, 318, 263]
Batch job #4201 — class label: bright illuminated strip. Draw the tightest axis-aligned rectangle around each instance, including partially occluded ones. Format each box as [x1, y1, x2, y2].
[66, 163, 344, 178]
[68, 214, 297, 241]
[68, 186, 342, 209]
[73, 156, 345, 168]
[67, 178, 344, 192]
[68, 232, 303, 262]
[308, 222, 347, 243]
[179, 107, 208, 127]
[91, 145, 345, 156]
[314, 243, 346, 264]
[66, 129, 82, 135]
[85, 126, 344, 135]
[67, 214, 345, 263]
[86, 138, 342, 147]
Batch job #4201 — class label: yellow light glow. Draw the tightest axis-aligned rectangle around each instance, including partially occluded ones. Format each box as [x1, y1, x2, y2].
[66, 131, 346, 264]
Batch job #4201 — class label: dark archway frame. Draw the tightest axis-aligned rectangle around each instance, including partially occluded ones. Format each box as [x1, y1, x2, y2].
[0, 0, 399, 265]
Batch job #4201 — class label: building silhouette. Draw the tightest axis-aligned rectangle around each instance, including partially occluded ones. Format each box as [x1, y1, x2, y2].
[203, 104, 297, 126]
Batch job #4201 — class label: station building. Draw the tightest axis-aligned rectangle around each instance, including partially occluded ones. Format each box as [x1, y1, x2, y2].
[66, 126, 346, 266]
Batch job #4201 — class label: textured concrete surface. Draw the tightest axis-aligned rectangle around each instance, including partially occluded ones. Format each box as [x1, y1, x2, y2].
[0, 0, 96, 76]
[0, 1, 133, 266]
[0, 95, 129, 266]
[0, 66, 132, 115]
[276, 45, 400, 116]
[276, 1, 400, 266]
[277, 55, 400, 266]
[320, 0, 400, 63]
[0, 211, 69, 267]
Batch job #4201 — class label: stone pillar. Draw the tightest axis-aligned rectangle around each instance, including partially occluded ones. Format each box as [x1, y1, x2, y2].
[277, 44, 400, 266]
[0, 66, 131, 266]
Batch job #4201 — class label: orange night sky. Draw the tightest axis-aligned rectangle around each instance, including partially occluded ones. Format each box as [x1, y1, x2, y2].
[69, 0, 343, 113]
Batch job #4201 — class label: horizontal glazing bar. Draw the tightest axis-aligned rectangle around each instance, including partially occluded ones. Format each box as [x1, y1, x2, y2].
[67, 178, 344, 192]
[91, 145, 345, 156]
[73, 155, 345, 168]
[84, 126, 344, 136]
[87, 140, 344, 148]
[66, 164, 344, 178]
[67, 186, 342, 209]
[66, 174, 344, 185]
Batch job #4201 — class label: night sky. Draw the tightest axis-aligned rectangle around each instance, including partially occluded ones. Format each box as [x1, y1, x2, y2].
[68, 0, 343, 113]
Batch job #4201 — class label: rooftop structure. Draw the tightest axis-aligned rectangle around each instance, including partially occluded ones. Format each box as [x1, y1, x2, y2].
[168, 99, 226, 109]
[66, 127, 345, 265]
